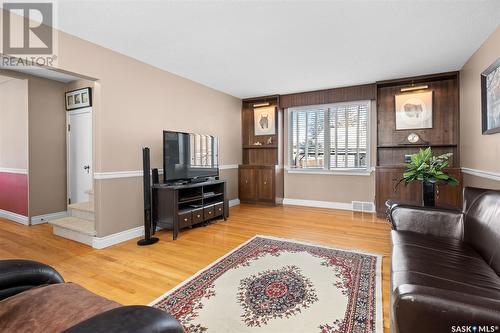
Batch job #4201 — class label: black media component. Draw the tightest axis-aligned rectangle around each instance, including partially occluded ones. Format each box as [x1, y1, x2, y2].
[137, 147, 159, 246]
[163, 131, 219, 184]
[152, 168, 159, 185]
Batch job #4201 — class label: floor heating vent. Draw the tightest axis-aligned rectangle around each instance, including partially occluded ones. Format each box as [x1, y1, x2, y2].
[352, 201, 375, 213]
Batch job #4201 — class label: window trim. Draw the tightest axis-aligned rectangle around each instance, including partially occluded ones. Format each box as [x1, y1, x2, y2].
[287, 100, 371, 174]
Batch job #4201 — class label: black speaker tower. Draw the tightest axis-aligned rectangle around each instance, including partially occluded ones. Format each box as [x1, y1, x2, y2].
[137, 147, 159, 246]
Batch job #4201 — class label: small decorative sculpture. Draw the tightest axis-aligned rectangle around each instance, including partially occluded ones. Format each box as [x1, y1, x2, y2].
[266, 137, 273, 145]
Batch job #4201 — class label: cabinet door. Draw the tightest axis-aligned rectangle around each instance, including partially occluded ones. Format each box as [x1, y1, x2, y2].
[435, 169, 462, 210]
[258, 168, 274, 201]
[239, 167, 256, 202]
[376, 168, 421, 214]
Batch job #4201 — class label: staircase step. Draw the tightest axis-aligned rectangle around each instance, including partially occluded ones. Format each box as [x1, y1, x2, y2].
[69, 201, 94, 213]
[49, 216, 96, 246]
[50, 216, 96, 235]
[69, 201, 94, 221]
[85, 189, 94, 201]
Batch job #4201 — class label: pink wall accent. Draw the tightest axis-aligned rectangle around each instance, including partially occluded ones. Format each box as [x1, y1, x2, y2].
[0, 172, 28, 216]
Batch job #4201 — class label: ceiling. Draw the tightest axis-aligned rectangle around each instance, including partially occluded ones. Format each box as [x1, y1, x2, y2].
[52, 1, 500, 98]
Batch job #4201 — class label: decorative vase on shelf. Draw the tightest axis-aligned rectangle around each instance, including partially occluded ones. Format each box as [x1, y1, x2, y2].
[422, 182, 436, 207]
[397, 147, 458, 207]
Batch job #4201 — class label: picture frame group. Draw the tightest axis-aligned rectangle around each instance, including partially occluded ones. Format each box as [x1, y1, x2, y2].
[66, 87, 92, 110]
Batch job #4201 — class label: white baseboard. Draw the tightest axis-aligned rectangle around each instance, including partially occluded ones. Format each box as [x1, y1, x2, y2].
[92, 226, 144, 249]
[31, 211, 68, 225]
[92, 200, 240, 249]
[229, 199, 240, 207]
[461, 167, 500, 182]
[283, 198, 354, 211]
[0, 209, 29, 225]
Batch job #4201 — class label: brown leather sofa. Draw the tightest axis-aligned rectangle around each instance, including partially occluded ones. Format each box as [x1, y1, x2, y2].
[0, 259, 185, 333]
[388, 187, 500, 333]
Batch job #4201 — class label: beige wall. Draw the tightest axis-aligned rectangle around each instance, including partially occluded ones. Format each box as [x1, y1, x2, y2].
[283, 101, 377, 204]
[0, 77, 28, 170]
[460, 26, 500, 188]
[0, 69, 68, 217]
[463, 173, 500, 190]
[48, 31, 242, 236]
[28, 78, 67, 216]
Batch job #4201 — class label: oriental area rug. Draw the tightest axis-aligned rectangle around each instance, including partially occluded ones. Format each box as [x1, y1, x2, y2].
[151, 236, 382, 333]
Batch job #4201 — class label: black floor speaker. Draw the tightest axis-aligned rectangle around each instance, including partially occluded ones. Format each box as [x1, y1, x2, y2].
[137, 147, 159, 246]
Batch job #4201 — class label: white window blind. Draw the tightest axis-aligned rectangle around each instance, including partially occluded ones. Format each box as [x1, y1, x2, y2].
[289, 101, 370, 170]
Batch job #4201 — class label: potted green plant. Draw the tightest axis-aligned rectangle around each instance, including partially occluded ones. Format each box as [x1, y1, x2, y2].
[398, 147, 459, 207]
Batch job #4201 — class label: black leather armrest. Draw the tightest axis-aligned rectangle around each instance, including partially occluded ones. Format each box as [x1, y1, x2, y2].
[392, 284, 500, 333]
[0, 259, 64, 300]
[388, 205, 464, 239]
[63, 305, 185, 333]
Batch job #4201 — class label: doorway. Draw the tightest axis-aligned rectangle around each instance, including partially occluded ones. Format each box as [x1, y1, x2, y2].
[67, 107, 92, 204]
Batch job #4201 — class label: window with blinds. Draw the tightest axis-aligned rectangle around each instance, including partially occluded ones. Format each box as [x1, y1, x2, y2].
[289, 101, 370, 170]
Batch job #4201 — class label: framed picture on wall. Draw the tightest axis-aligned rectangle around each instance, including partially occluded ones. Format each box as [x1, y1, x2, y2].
[65, 87, 92, 110]
[395, 90, 433, 130]
[481, 58, 500, 134]
[254, 106, 276, 136]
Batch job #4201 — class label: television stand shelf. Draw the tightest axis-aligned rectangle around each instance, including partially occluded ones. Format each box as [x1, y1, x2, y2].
[152, 179, 228, 240]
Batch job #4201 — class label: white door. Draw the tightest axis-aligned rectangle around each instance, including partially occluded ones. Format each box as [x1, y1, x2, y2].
[68, 108, 92, 204]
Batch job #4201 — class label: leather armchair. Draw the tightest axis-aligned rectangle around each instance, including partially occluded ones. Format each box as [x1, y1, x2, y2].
[63, 306, 185, 333]
[0, 259, 184, 333]
[0, 259, 64, 301]
[389, 187, 500, 333]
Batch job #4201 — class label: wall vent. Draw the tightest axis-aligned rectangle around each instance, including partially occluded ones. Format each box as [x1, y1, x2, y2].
[352, 201, 375, 213]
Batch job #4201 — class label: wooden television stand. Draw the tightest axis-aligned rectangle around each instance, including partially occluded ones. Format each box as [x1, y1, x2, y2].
[152, 179, 228, 240]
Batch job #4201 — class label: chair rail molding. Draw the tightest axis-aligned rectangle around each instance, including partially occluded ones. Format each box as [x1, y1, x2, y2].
[0, 168, 28, 174]
[461, 167, 500, 182]
[94, 164, 239, 180]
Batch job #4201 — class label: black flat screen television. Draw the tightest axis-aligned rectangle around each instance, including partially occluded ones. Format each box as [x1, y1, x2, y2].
[163, 130, 219, 183]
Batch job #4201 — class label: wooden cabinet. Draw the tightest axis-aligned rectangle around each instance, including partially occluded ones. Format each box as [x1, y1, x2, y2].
[239, 167, 257, 202]
[257, 168, 274, 201]
[435, 169, 462, 210]
[152, 180, 228, 240]
[239, 165, 282, 204]
[376, 167, 462, 216]
[376, 167, 421, 213]
[375, 72, 462, 217]
[239, 95, 284, 205]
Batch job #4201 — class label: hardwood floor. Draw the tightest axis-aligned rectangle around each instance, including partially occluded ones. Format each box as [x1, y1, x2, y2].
[0, 204, 392, 332]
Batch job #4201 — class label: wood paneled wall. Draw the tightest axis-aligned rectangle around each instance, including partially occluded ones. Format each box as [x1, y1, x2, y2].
[375, 72, 462, 215]
[280, 83, 376, 109]
[376, 72, 460, 166]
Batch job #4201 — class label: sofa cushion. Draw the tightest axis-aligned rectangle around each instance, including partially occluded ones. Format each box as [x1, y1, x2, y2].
[463, 190, 500, 276]
[392, 230, 500, 300]
[0, 282, 120, 333]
